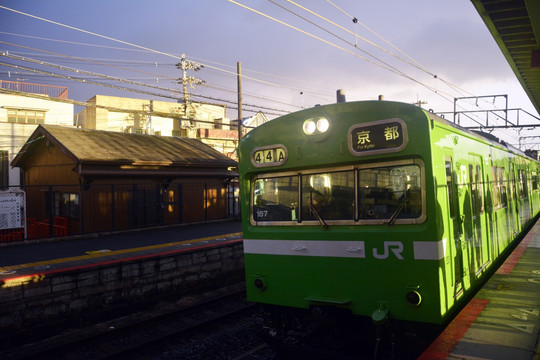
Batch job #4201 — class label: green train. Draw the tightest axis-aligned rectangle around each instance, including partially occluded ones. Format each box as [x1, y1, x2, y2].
[238, 100, 540, 349]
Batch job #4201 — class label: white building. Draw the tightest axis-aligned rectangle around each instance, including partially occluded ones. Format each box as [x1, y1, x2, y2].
[0, 81, 74, 186]
[74, 95, 245, 159]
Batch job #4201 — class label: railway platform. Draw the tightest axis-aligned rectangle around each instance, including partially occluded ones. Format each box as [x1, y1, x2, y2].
[0, 219, 242, 281]
[420, 219, 540, 360]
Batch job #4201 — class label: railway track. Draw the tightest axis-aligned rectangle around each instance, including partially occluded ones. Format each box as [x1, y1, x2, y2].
[1, 285, 262, 360]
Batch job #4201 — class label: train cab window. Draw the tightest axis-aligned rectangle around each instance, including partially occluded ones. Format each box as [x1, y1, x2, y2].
[253, 176, 299, 222]
[301, 170, 355, 221]
[251, 161, 423, 226]
[358, 163, 422, 221]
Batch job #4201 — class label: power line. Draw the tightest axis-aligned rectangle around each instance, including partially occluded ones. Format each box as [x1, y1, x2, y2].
[279, 0, 474, 105]
[229, 0, 457, 104]
[231, 1, 529, 143]
[322, 1, 501, 108]
[325, 0, 429, 74]
[0, 44, 293, 113]
[0, 31, 323, 110]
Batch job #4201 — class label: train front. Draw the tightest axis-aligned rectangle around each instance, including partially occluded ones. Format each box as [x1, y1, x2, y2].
[238, 101, 444, 337]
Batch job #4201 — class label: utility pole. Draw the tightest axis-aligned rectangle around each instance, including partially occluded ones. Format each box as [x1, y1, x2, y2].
[237, 61, 242, 143]
[146, 100, 153, 134]
[176, 54, 205, 122]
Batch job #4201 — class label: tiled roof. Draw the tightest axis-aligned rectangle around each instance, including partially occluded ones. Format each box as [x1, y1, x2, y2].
[13, 125, 237, 168]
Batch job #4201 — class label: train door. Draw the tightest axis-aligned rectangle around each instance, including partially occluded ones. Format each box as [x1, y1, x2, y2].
[445, 156, 465, 294]
[457, 162, 475, 280]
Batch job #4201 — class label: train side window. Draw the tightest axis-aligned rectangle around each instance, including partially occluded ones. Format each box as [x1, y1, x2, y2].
[476, 165, 484, 213]
[491, 166, 501, 208]
[445, 159, 457, 219]
[495, 167, 504, 207]
[499, 167, 507, 207]
[519, 169, 528, 198]
[469, 164, 478, 218]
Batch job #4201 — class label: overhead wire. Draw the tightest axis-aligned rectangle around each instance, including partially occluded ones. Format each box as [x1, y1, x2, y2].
[231, 0, 457, 105]
[280, 0, 471, 105]
[325, 0, 518, 129]
[0, 7, 321, 107]
[281, 1, 521, 140]
[0, 32, 324, 111]
[325, 0, 431, 75]
[1, 30, 330, 97]
[0, 40, 294, 113]
[324, 0, 486, 103]
[0, 52, 292, 114]
[0, 3, 526, 142]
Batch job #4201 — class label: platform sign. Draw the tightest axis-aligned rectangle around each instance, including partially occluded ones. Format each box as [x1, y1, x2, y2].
[0, 191, 25, 230]
[348, 118, 408, 156]
[251, 144, 288, 167]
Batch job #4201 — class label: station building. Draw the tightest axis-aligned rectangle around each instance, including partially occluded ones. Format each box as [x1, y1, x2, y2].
[11, 124, 238, 236]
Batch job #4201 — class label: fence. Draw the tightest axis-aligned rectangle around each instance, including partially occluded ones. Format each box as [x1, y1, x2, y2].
[0, 180, 240, 243]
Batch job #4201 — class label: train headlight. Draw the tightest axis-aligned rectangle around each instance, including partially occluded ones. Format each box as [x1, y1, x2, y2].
[316, 118, 329, 132]
[253, 275, 267, 291]
[405, 290, 422, 306]
[303, 119, 317, 135]
[303, 117, 330, 135]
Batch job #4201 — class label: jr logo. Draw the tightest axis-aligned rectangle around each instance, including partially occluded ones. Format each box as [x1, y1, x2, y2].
[373, 241, 404, 260]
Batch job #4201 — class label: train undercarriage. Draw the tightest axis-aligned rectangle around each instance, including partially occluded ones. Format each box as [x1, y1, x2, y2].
[257, 304, 442, 360]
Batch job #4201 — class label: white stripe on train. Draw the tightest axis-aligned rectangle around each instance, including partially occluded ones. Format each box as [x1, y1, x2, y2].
[243, 239, 446, 260]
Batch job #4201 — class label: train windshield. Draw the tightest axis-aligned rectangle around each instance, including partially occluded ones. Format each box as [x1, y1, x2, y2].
[358, 164, 422, 221]
[301, 171, 355, 221]
[251, 160, 424, 225]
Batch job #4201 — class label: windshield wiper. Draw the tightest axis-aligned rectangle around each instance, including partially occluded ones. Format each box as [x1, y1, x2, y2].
[310, 203, 329, 230]
[387, 195, 407, 226]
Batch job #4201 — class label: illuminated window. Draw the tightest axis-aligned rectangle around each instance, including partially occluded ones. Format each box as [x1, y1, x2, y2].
[60, 193, 80, 219]
[45, 191, 80, 219]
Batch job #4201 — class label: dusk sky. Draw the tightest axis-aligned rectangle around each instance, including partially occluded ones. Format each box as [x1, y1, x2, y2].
[1, 0, 538, 147]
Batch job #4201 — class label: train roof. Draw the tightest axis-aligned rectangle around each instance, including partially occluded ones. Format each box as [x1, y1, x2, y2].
[245, 100, 537, 163]
[424, 108, 533, 160]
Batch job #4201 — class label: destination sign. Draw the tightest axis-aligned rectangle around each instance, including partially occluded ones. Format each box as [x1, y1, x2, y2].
[251, 144, 288, 167]
[348, 118, 408, 156]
